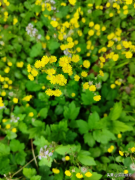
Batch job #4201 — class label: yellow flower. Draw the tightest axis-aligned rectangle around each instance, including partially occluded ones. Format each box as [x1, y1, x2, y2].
[131, 147, 135, 153]
[2, 119, 7, 123]
[112, 54, 119, 61]
[125, 51, 133, 58]
[119, 150, 124, 156]
[111, 84, 116, 89]
[118, 134, 122, 138]
[65, 156, 70, 161]
[42, 86, 45, 90]
[12, 128, 17, 133]
[1, 91, 6, 96]
[6, 124, 11, 129]
[74, 75, 80, 81]
[108, 148, 112, 153]
[29, 112, 34, 117]
[109, 13, 114, 17]
[124, 170, 128, 174]
[28, 74, 34, 81]
[126, 0, 132, 5]
[46, 35, 50, 40]
[7, 62, 12, 66]
[61, 2, 66, 6]
[88, 30, 94, 36]
[85, 172, 92, 177]
[68, 0, 76, 6]
[81, 71, 88, 77]
[52, 168, 60, 174]
[45, 89, 54, 96]
[83, 60, 90, 68]
[65, 170, 71, 176]
[76, 173, 83, 179]
[50, 21, 58, 28]
[71, 93, 75, 97]
[13, 98, 18, 103]
[89, 85, 96, 92]
[93, 95, 101, 101]
[99, 70, 104, 77]
[13, 18, 18, 25]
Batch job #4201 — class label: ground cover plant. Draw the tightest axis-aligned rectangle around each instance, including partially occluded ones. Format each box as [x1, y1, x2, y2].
[0, 0, 135, 179]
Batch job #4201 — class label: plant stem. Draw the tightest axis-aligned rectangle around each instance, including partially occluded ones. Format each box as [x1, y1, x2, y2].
[11, 155, 38, 178]
[31, 139, 38, 168]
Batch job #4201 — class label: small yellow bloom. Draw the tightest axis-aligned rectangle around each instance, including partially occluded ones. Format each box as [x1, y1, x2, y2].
[42, 86, 45, 90]
[104, 113, 107, 117]
[119, 150, 124, 156]
[65, 170, 71, 176]
[52, 168, 60, 174]
[6, 124, 11, 129]
[124, 170, 128, 174]
[85, 172, 92, 177]
[111, 84, 116, 89]
[29, 112, 34, 117]
[12, 128, 17, 133]
[65, 156, 70, 161]
[71, 93, 75, 97]
[118, 134, 122, 138]
[13, 98, 18, 103]
[93, 95, 101, 101]
[76, 173, 83, 179]
[131, 147, 135, 153]
[1, 91, 6, 96]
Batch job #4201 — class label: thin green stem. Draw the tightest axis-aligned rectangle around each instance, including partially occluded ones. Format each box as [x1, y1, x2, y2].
[11, 155, 38, 178]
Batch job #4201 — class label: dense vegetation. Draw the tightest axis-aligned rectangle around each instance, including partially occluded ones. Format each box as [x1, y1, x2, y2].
[0, 0, 135, 179]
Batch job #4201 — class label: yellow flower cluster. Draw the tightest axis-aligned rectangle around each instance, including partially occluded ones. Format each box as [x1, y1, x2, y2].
[3, 0, 10, 6]
[45, 89, 62, 97]
[0, 75, 12, 90]
[59, 56, 73, 76]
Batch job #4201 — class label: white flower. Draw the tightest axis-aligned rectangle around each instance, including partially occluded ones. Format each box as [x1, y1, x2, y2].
[95, 82, 101, 89]
[9, 92, 14, 96]
[88, 9, 92, 14]
[88, 81, 93, 85]
[37, 34, 41, 39]
[81, 167, 88, 173]
[49, 152, 53, 156]
[130, 163, 135, 171]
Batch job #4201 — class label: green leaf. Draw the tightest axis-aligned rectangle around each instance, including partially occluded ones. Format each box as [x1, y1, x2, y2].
[30, 43, 42, 57]
[109, 102, 122, 121]
[81, 90, 94, 105]
[18, 122, 28, 133]
[39, 157, 53, 167]
[6, 131, 17, 140]
[76, 120, 89, 134]
[63, 101, 80, 120]
[26, 81, 42, 92]
[0, 143, 10, 157]
[77, 154, 96, 166]
[23, 168, 36, 179]
[84, 133, 95, 147]
[0, 157, 11, 175]
[39, 108, 48, 119]
[30, 176, 41, 180]
[93, 129, 116, 144]
[48, 40, 60, 50]
[88, 111, 100, 130]
[10, 139, 25, 152]
[110, 121, 130, 134]
[100, 72, 109, 82]
[55, 145, 72, 155]
[33, 136, 50, 148]
[15, 151, 26, 165]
